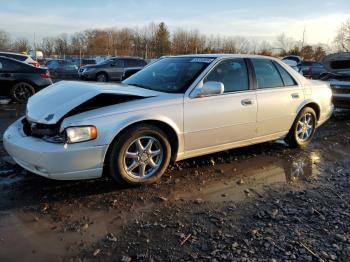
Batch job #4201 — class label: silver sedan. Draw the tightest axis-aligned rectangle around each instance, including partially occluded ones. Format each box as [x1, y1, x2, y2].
[3, 55, 333, 185]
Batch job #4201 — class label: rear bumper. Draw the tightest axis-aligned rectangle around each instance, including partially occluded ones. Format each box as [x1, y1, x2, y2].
[36, 78, 53, 89]
[3, 118, 108, 180]
[318, 104, 334, 127]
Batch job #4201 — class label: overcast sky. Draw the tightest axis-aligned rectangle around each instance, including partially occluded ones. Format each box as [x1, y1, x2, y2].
[1, 0, 349, 45]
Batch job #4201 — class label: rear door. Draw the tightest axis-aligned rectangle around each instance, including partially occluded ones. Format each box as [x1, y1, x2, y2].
[63, 61, 78, 79]
[46, 60, 60, 78]
[251, 58, 304, 138]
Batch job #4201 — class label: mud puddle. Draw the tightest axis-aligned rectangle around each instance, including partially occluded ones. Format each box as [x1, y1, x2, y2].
[173, 151, 321, 203]
[0, 202, 156, 261]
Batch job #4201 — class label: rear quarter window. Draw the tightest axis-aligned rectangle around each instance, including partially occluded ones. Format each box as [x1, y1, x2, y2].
[274, 62, 297, 86]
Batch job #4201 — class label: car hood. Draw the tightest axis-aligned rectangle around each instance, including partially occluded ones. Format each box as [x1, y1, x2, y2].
[80, 64, 97, 69]
[26, 81, 162, 124]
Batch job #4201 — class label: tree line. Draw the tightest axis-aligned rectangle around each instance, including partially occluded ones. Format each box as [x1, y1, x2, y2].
[1, 19, 350, 61]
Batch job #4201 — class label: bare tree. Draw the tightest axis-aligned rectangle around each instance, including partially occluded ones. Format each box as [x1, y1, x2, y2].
[274, 33, 295, 56]
[70, 32, 87, 57]
[54, 34, 69, 58]
[0, 30, 12, 51]
[12, 38, 31, 53]
[40, 37, 55, 57]
[334, 18, 350, 52]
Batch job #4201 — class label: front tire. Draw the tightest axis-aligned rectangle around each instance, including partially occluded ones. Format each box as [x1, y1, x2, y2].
[285, 107, 317, 148]
[108, 124, 171, 186]
[10, 82, 35, 103]
[96, 72, 108, 82]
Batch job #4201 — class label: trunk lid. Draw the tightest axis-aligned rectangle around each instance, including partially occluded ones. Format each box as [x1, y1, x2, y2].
[26, 81, 161, 124]
[323, 52, 350, 74]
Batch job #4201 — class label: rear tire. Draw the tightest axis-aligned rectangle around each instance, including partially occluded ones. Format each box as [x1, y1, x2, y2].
[10, 82, 35, 103]
[285, 107, 317, 148]
[108, 124, 171, 186]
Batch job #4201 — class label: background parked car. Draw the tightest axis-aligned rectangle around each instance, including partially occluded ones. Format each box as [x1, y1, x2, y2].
[69, 58, 96, 68]
[299, 61, 327, 79]
[45, 59, 79, 79]
[79, 57, 147, 82]
[0, 52, 40, 67]
[0, 56, 52, 103]
[320, 52, 350, 109]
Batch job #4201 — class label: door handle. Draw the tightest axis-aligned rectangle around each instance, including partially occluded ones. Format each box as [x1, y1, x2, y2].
[291, 93, 300, 99]
[241, 99, 254, 106]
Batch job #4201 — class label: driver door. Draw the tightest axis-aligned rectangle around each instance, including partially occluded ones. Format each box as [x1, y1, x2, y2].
[109, 59, 124, 81]
[184, 58, 257, 157]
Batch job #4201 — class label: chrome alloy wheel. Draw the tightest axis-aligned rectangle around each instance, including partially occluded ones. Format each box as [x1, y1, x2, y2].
[296, 113, 315, 142]
[123, 136, 163, 179]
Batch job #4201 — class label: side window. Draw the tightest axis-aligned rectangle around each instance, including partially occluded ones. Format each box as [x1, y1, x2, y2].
[139, 60, 147, 67]
[274, 62, 297, 86]
[47, 60, 59, 69]
[113, 59, 124, 68]
[0, 59, 21, 71]
[64, 62, 76, 70]
[204, 58, 249, 93]
[251, 59, 284, 89]
[0, 61, 3, 71]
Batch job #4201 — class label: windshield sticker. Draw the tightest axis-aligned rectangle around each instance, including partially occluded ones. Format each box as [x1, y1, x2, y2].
[190, 58, 215, 63]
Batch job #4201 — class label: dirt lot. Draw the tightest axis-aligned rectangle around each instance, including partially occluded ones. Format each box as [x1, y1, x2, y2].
[0, 103, 349, 261]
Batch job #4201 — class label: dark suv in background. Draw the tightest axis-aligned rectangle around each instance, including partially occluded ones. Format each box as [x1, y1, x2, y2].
[45, 59, 79, 79]
[299, 61, 327, 79]
[78, 57, 147, 82]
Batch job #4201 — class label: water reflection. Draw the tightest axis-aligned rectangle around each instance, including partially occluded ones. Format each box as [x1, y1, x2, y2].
[174, 151, 321, 202]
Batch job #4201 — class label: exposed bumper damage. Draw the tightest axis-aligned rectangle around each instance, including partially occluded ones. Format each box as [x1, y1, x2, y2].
[3, 118, 107, 180]
[3, 81, 157, 179]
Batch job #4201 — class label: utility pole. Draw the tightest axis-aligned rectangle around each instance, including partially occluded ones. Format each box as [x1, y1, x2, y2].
[301, 25, 306, 50]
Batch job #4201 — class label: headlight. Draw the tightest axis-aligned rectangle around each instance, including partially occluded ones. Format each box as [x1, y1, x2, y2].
[66, 126, 97, 143]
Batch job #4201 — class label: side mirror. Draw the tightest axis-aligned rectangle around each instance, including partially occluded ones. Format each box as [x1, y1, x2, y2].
[191, 81, 224, 98]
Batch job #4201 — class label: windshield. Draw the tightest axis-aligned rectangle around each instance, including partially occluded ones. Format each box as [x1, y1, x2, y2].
[98, 59, 113, 65]
[123, 57, 215, 93]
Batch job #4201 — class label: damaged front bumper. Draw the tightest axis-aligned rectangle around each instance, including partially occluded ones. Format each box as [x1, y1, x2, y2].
[3, 118, 108, 180]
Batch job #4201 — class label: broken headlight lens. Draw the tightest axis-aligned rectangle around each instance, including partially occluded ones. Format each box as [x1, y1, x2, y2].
[66, 126, 97, 143]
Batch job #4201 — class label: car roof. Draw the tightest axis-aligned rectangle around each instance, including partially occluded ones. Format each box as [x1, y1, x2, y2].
[0, 52, 29, 57]
[110, 56, 145, 60]
[163, 54, 277, 60]
[0, 55, 31, 65]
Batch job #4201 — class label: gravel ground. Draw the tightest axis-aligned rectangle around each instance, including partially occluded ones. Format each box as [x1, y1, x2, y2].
[0, 104, 349, 261]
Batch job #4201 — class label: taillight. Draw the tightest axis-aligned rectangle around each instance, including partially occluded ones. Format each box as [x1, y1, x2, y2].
[30, 62, 40, 67]
[40, 71, 49, 78]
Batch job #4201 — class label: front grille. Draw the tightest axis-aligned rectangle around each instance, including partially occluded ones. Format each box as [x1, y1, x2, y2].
[22, 118, 65, 143]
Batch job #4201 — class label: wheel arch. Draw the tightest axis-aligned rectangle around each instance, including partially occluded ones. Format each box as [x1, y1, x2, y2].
[12, 79, 38, 90]
[297, 100, 321, 121]
[103, 119, 181, 172]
